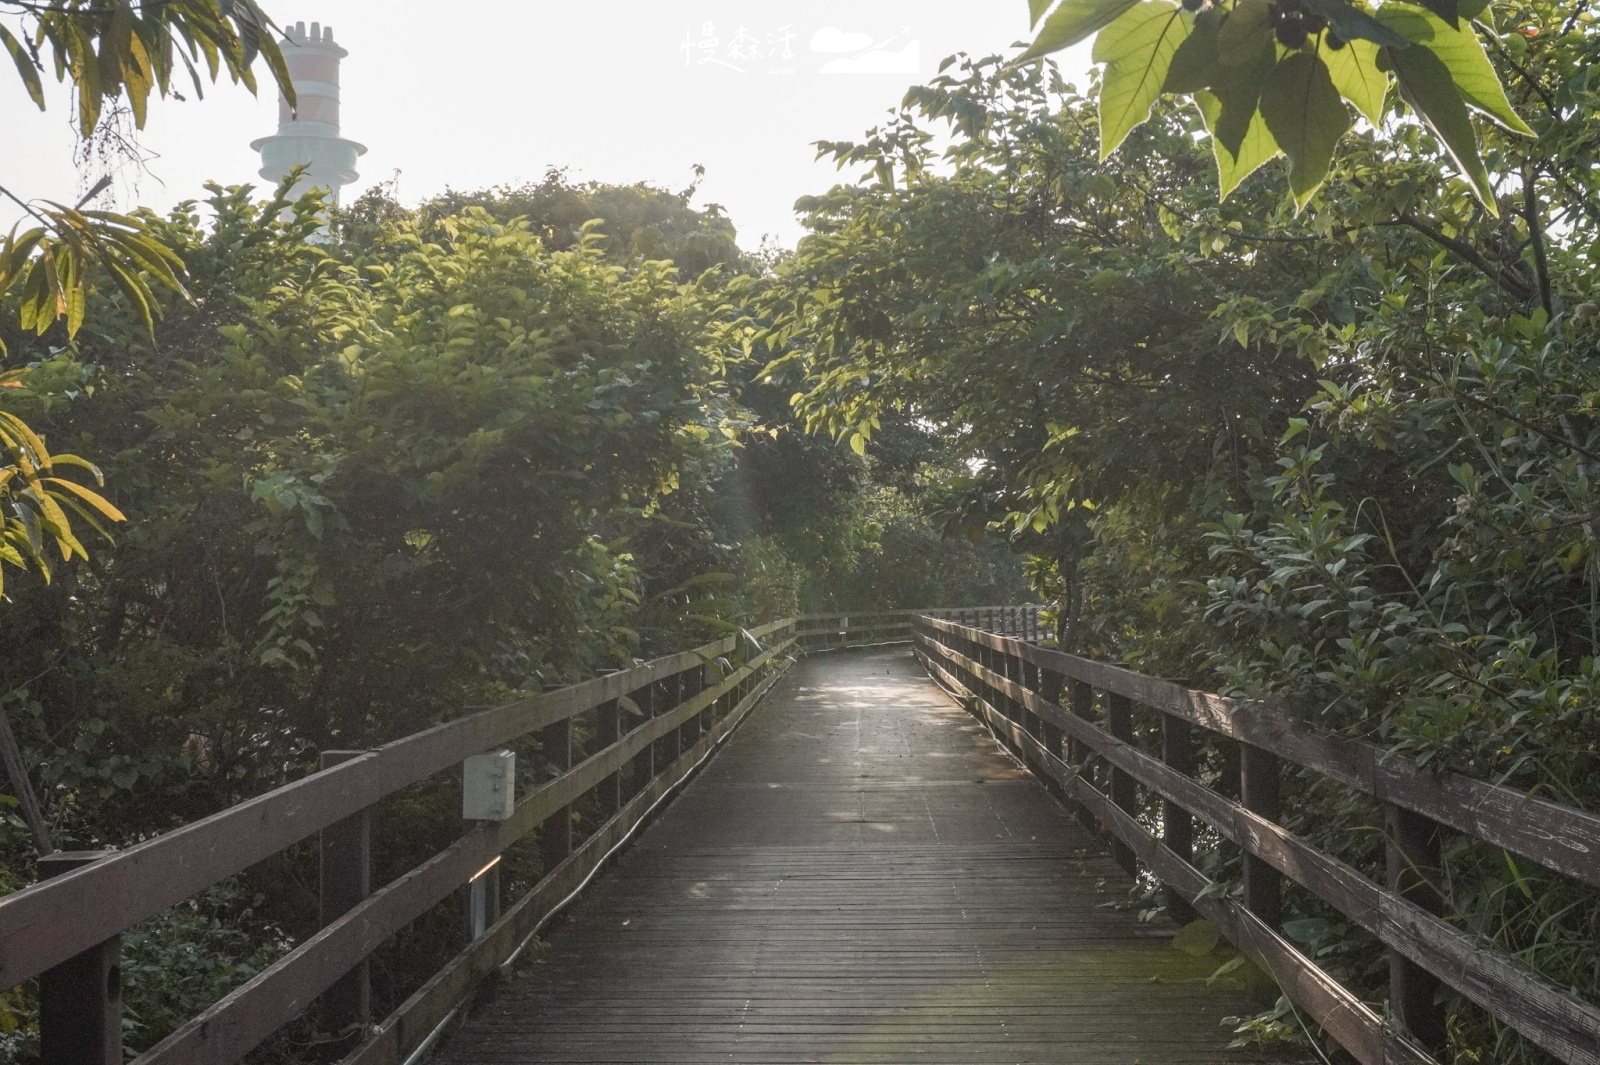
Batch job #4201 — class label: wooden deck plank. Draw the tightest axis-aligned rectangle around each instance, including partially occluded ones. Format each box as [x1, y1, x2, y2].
[435, 650, 1307, 1064]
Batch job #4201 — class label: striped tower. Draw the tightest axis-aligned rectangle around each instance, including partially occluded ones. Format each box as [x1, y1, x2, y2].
[250, 20, 366, 204]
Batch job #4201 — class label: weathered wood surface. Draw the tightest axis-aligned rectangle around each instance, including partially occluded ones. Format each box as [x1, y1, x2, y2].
[436, 651, 1306, 1064]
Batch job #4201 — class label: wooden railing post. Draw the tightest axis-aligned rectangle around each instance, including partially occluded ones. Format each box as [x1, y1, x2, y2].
[1067, 681, 1099, 834]
[39, 851, 121, 1065]
[1037, 666, 1064, 764]
[318, 750, 371, 1032]
[464, 858, 501, 941]
[1019, 655, 1042, 746]
[1160, 716, 1196, 922]
[540, 719, 573, 869]
[1106, 692, 1138, 876]
[632, 683, 655, 797]
[670, 674, 687, 761]
[683, 664, 705, 748]
[1387, 805, 1446, 1048]
[597, 698, 622, 818]
[1240, 744, 1283, 929]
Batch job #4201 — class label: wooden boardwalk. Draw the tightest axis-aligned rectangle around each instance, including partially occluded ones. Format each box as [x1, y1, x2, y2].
[437, 650, 1302, 1064]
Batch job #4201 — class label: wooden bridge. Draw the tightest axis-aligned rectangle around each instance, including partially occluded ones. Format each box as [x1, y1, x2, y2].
[4, 609, 1600, 1065]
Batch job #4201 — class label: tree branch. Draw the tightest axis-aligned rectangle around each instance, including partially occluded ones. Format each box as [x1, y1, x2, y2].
[1396, 213, 1535, 303]
[1522, 161, 1554, 317]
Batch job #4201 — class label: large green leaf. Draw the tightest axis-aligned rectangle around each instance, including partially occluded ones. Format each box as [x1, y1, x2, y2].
[1260, 52, 1351, 209]
[1218, 0, 1274, 66]
[1095, 1, 1193, 158]
[1301, 0, 1410, 48]
[1389, 40, 1497, 210]
[1164, 8, 1222, 92]
[1197, 91, 1281, 198]
[1018, 0, 1141, 61]
[1323, 37, 1388, 126]
[1030, 0, 1057, 27]
[1211, 29, 1276, 156]
[1377, 4, 1534, 135]
[1410, 0, 1460, 24]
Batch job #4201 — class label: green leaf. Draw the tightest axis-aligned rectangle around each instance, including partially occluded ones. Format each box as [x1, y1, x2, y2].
[1172, 919, 1222, 957]
[1389, 41, 1497, 211]
[1260, 53, 1351, 209]
[1410, 0, 1459, 25]
[1094, 1, 1192, 158]
[1217, 0, 1273, 66]
[1164, 8, 1222, 92]
[1196, 91, 1281, 198]
[1018, 0, 1140, 62]
[0, 23, 44, 109]
[1376, 4, 1534, 135]
[1210, 29, 1275, 157]
[1300, 0, 1409, 49]
[1323, 37, 1388, 126]
[1030, 0, 1057, 28]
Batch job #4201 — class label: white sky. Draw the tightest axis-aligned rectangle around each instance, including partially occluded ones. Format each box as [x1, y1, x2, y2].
[1, 1, 1092, 250]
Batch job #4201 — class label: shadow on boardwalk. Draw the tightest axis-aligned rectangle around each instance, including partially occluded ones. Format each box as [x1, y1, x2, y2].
[436, 649, 1309, 1064]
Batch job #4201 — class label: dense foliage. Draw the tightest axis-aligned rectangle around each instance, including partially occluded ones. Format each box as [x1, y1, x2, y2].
[0, 164, 1028, 1056]
[763, 1, 1600, 1059]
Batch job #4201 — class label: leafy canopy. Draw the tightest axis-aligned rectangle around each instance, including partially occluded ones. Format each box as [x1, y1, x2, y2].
[1020, 0, 1532, 209]
[1, 0, 295, 597]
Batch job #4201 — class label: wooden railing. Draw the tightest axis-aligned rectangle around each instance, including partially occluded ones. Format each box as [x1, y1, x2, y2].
[0, 618, 799, 1065]
[912, 614, 1600, 1065]
[797, 604, 1044, 653]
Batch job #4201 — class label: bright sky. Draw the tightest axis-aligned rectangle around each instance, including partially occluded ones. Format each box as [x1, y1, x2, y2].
[1, 1, 1092, 250]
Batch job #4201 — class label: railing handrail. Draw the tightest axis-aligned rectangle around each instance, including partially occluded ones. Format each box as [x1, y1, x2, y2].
[795, 605, 1047, 648]
[0, 616, 800, 1065]
[912, 614, 1600, 1065]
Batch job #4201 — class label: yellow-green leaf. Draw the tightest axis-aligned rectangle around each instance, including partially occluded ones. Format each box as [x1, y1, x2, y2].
[1165, 9, 1222, 92]
[1209, 28, 1275, 157]
[1196, 91, 1280, 198]
[1018, 0, 1141, 62]
[0, 22, 44, 109]
[1218, 0, 1274, 66]
[1260, 52, 1351, 210]
[1376, 4, 1533, 135]
[1095, 1, 1193, 159]
[1389, 40, 1497, 211]
[1323, 37, 1387, 127]
[44, 478, 126, 522]
[0, 411, 52, 468]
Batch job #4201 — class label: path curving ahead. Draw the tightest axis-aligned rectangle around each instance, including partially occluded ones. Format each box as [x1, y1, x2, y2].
[437, 649, 1302, 1064]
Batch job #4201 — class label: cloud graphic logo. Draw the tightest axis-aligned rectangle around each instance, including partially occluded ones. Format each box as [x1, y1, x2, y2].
[809, 27, 876, 54]
[819, 41, 921, 75]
